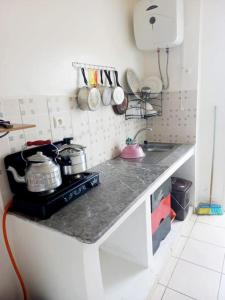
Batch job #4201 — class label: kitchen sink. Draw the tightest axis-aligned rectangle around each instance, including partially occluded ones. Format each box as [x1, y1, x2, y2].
[141, 142, 177, 152]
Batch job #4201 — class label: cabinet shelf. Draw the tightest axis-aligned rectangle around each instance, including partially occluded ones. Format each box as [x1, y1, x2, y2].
[0, 124, 36, 133]
[100, 250, 154, 300]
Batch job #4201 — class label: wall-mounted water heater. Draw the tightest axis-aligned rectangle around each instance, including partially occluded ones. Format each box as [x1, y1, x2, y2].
[133, 0, 184, 50]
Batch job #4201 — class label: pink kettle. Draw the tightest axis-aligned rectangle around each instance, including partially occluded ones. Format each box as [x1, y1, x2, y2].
[120, 138, 145, 159]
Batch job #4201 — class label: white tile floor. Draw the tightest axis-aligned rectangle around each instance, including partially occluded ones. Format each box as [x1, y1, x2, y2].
[150, 214, 225, 300]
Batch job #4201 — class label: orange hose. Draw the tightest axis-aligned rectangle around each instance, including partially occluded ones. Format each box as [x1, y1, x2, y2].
[2, 200, 28, 300]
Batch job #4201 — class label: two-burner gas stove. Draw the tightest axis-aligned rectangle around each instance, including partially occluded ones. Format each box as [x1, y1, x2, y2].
[12, 172, 99, 219]
[4, 140, 100, 220]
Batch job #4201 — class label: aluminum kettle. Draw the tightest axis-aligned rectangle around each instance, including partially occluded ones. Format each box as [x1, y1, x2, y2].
[58, 138, 87, 175]
[7, 152, 62, 194]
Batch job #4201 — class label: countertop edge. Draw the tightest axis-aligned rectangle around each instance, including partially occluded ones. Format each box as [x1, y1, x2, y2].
[9, 145, 195, 245]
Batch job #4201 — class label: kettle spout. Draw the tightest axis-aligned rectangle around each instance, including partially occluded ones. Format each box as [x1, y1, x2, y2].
[7, 166, 25, 183]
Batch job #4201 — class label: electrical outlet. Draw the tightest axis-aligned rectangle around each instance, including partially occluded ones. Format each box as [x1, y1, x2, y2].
[53, 115, 64, 128]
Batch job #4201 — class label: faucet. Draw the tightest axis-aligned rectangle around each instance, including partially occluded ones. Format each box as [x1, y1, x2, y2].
[132, 127, 152, 143]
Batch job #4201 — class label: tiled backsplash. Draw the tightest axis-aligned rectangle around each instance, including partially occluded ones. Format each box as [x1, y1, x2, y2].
[0, 96, 146, 204]
[0, 90, 196, 204]
[146, 90, 197, 144]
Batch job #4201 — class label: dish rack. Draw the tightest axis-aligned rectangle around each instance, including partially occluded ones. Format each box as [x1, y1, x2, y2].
[125, 91, 163, 120]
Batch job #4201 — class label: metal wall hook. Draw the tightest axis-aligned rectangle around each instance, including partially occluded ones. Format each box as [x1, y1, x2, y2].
[72, 62, 116, 71]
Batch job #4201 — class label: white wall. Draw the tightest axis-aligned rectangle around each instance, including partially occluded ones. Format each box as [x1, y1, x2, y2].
[143, 0, 200, 92]
[0, 0, 144, 97]
[0, 0, 145, 298]
[196, 0, 225, 205]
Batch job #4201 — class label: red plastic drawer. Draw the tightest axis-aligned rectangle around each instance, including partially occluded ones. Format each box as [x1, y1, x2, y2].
[151, 194, 171, 234]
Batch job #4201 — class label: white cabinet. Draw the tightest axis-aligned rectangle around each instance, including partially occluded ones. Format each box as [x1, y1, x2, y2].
[8, 147, 195, 300]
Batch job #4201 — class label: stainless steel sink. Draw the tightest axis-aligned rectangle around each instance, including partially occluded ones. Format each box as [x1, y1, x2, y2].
[141, 142, 177, 152]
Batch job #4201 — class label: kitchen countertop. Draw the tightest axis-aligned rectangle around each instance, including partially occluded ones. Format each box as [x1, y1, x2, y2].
[12, 144, 195, 244]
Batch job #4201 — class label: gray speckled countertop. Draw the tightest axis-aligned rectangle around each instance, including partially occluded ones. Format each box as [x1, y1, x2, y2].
[12, 144, 194, 244]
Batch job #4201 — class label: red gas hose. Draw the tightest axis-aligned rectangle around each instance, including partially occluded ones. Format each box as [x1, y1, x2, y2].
[2, 200, 28, 300]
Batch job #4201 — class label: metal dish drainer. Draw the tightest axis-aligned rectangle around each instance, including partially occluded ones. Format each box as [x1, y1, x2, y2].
[125, 91, 163, 120]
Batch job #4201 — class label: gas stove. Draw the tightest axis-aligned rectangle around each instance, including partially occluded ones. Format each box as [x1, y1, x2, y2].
[12, 172, 100, 219]
[4, 139, 100, 219]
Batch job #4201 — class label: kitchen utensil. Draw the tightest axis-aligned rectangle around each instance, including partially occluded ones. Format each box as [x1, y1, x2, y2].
[126, 69, 141, 99]
[7, 151, 62, 194]
[58, 137, 87, 176]
[140, 76, 163, 97]
[112, 70, 125, 105]
[102, 70, 113, 106]
[104, 70, 124, 105]
[0, 120, 13, 129]
[112, 94, 128, 115]
[4, 138, 100, 219]
[120, 144, 145, 159]
[26, 140, 51, 147]
[78, 68, 101, 111]
[98, 70, 105, 96]
[11, 172, 100, 219]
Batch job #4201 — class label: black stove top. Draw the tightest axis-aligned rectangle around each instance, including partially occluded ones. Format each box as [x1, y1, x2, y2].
[4, 139, 100, 220]
[12, 172, 100, 219]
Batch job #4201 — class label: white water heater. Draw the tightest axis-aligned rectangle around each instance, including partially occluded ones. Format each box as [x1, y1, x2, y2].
[133, 0, 184, 50]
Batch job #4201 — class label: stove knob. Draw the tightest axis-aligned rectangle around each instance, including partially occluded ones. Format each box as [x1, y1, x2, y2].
[64, 196, 69, 203]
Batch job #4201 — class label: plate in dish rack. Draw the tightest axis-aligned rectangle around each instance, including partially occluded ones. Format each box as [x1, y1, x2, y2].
[140, 76, 163, 96]
[126, 69, 141, 99]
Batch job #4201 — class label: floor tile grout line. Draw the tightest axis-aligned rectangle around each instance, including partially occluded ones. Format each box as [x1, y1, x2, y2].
[217, 254, 225, 299]
[173, 237, 188, 259]
[165, 249, 182, 289]
[197, 220, 225, 231]
[178, 257, 222, 274]
[163, 215, 203, 300]
[164, 214, 197, 290]
[160, 284, 167, 300]
[159, 213, 223, 300]
[186, 236, 225, 250]
[183, 215, 225, 249]
[165, 287, 198, 300]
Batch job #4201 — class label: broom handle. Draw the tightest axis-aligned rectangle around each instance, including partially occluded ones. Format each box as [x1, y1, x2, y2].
[209, 106, 217, 205]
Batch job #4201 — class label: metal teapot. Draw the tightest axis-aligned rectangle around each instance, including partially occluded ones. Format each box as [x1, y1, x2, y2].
[7, 151, 62, 194]
[58, 138, 87, 176]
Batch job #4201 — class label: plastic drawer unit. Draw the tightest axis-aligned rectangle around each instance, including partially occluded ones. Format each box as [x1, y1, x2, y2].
[151, 178, 171, 212]
[152, 215, 171, 254]
[151, 193, 171, 234]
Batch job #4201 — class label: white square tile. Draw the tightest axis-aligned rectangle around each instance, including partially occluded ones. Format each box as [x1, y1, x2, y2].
[149, 284, 166, 300]
[181, 239, 225, 272]
[158, 257, 178, 286]
[171, 237, 187, 258]
[218, 275, 225, 300]
[190, 213, 197, 222]
[181, 219, 195, 237]
[2, 98, 21, 120]
[163, 289, 193, 300]
[190, 222, 225, 248]
[168, 260, 220, 300]
[197, 214, 225, 229]
[222, 261, 225, 274]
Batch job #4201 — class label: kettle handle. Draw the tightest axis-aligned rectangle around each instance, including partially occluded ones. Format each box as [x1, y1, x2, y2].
[21, 140, 59, 165]
[26, 140, 51, 147]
